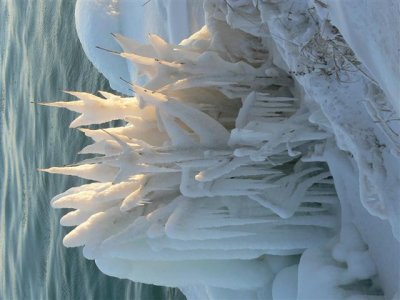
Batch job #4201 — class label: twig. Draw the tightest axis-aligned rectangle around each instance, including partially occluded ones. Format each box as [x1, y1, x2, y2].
[96, 45, 120, 55]
[142, 0, 151, 6]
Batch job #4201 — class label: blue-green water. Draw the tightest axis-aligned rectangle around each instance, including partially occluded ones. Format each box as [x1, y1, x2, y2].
[0, 1, 184, 299]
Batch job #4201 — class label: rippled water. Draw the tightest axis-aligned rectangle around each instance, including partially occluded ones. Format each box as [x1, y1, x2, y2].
[0, 1, 184, 299]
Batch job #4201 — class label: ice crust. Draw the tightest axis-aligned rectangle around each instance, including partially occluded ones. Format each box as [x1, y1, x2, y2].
[44, 0, 399, 299]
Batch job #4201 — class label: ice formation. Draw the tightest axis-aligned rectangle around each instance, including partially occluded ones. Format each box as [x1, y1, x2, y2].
[43, 0, 399, 299]
[75, 0, 205, 94]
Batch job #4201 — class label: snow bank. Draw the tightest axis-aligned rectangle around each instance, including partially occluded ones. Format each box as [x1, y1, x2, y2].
[43, 0, 399, 299]
[326, 0, 400, 115]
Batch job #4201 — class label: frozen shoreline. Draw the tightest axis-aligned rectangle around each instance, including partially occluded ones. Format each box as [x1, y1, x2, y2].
[46, 0, 400, 299]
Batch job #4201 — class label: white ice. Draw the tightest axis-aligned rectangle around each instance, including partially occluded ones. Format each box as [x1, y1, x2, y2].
[75, 0, 205, 94]
[44, 0, 400, 299]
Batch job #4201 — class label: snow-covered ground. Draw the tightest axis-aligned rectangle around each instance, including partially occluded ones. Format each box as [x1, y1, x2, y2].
[44, 0, 399, 299]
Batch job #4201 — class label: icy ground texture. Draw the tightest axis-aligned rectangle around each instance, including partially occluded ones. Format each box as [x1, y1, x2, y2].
[44, 0, 399, 299]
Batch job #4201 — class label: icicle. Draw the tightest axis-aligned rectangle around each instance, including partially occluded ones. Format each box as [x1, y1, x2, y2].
[133, 85, 230, 146]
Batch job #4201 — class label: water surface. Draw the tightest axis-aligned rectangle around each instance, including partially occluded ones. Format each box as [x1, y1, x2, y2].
[0, 1, 184, 299]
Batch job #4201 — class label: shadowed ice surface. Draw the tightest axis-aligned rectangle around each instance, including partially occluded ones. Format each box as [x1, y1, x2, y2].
[0, 0, 184, 299]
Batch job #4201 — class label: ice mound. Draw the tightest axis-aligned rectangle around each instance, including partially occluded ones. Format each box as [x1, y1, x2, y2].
[44, 0, 399, 299]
